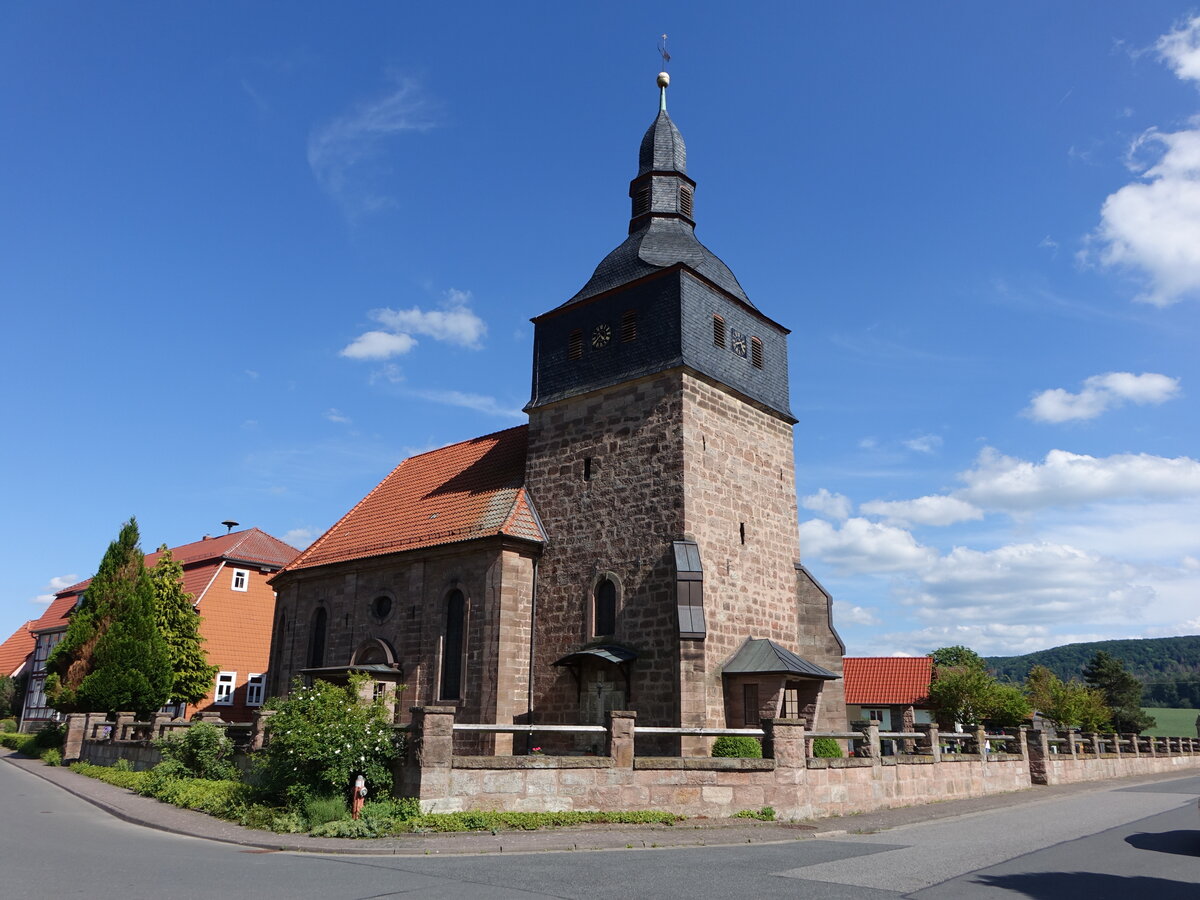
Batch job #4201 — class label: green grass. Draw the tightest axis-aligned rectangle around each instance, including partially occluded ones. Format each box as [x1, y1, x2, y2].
[1142, 707, 1199, 737]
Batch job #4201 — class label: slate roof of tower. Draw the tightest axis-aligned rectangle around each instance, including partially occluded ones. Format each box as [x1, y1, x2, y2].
[842, 656, 934, 705]
[638, 109, 687, 175]
[0, 620, 36, 676]
[282, 425, 544, 572]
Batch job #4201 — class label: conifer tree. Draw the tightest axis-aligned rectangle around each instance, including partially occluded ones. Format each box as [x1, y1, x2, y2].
[149, 546, 217, 705]
[45, 519, 174, 718]
[1083, 651, 1155, 733]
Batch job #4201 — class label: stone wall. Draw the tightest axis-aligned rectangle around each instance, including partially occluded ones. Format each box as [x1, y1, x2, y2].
[1026, 729, 1200, 785]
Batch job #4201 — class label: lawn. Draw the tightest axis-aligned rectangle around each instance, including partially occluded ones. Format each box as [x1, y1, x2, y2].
[1142, 707, 1199, 737]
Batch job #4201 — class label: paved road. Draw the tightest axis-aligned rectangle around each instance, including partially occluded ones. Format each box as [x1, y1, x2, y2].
[3, 759, 1197, 898]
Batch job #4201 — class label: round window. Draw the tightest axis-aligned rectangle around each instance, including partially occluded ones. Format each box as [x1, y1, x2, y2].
[370, 595, 393, 621]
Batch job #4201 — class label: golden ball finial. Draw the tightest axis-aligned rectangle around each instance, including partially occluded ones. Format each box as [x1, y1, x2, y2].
[657, 71, 670, 88]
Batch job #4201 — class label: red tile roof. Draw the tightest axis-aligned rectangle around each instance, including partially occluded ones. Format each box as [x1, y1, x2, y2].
[285, 426, 544, 572]
[0, 620, 37, 676]
[30, 592, 79, 634]
[843, 656, 933, 705]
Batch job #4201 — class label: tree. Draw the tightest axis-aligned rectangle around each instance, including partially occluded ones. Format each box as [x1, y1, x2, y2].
[149, 546, 217, 705]
[928, 666, 998, 727]
[1082, 651, 1156, 734]
[0, 674, 23, 719]
[45, 519, 174, 718]
[1025, 665, 1111, 731]
[930, 645, 988, 672]
[988, 682, 1033, 728]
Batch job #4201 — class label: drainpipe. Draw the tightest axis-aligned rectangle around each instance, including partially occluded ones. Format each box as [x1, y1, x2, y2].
[526, 558, 538, 754]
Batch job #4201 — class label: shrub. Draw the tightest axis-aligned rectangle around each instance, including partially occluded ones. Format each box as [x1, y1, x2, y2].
[303, 794, 349, 827]
[34, 722, 65, 750]
[1, 718, 17, 733]
[0, 732, 37, 754]
[142, 777, 252, 819]
[112, 758, 134, 772]
[811, 737, 843, 758]
[154, 722, 238, 781]
[361, 796, 421, 822]
[69, 761, 149, 791]
[256, 676, 400, 807]
[711, 735, 762, 758]
[240, 804, 308, 834]
[733, 806, 776, 821]
[42, 748, 62, 767]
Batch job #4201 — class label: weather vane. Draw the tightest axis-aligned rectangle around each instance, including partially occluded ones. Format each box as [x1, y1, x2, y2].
[659, 33, 670, 70]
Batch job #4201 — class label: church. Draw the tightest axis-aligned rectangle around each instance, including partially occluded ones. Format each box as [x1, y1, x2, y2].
[266, 72, 847, 752]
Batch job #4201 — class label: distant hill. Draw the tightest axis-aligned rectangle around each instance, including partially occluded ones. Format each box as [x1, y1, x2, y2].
[986, 636, 1200, 708]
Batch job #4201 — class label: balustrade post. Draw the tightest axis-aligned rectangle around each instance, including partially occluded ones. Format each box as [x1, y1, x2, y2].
[763, 718, 806, 768]
[607, 710, 636, 768]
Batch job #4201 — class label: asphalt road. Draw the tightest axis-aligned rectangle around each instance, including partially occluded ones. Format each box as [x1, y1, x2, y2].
[2, 759, 1197, 898]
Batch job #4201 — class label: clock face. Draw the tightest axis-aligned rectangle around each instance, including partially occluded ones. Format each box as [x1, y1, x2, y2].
[592, 323, 612, 348]
[731, 329, 748, 358]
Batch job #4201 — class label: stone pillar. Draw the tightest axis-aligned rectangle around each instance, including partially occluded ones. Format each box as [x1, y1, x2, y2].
[152, 712, 173, 740]
[394, 706, 456, 803]
[853, 719, 881, 760]
[196, 711, 224, 725]
[63, 713, 87, 763]
[1124, 732, 1138, 757]
[1147, 734, 1158, 757]
[607, 710, 636, 767]
[250, 708, 276, 752]
[1067, 729, 1079, 760]
[763, 718, 807, 768]
[1026, 728, 1051, 785]
[1088, 733, 1102, 756]
[1015, 726, 1029, 761]
[114, 712, 136, 742]
[973, 726, 989, 759]
[914, 723, 941, 762]
[1107, 732, 1120, 757]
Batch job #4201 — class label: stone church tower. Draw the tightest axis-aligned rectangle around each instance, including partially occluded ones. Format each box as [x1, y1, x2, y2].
[525, 73, 845, 746]
[266, 73, 845, 753]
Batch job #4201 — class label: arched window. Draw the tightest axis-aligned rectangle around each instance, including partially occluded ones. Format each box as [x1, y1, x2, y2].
[440, 589, 466, 700]
[307, 607, 327, 668]
[593, 578, 617, 636]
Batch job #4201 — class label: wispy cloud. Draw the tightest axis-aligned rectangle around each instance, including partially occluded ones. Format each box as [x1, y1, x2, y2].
[32, 574, 79, 605]
[902, 434, 943, 454]
[801, 488, 852, 521]
[1024, 371, 1181, 422]
[342, 289, 486, 362]
[324, 408, 351, 424]
[282, 528, 318, 549]
[307, 76, 438, 219]
[404, 388, 525, 420]
[1085, 16, 1200, 306]
[341, 331, 418, 361]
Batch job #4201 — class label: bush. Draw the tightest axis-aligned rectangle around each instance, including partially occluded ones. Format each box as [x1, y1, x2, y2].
[154, 722, 238, 781]
[256, 676, 400, 808]
[304, 795, 349, 827]
[34, 722, 65, 750]
[0, 718, 17, 733]
[811, 737, 843, 758]
[69, 761, 149, 791]
[711, 735, 762, 758]
[0, 732, 37, 754]
[142, 777, 252, 819]
[42, 748, 62, 766]
[361, 796, 421, 822]
[733, 806, 776, 821]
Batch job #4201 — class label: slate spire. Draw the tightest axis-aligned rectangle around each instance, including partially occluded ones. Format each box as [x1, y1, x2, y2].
[630, 71, 694, 232]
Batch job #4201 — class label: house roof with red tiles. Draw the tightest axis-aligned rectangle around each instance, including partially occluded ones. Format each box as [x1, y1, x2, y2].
[0, 620, 37, 676]
[32, 528, 299, 634]
[283, 425, 545, 572]
[843, 656, 934, 705]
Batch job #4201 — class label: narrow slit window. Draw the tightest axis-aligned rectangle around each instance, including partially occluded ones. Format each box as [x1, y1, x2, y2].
[593, 578, 617, 636]
[583, 457, 592, 481]
[739, 522, 746, 545]
[620, 309, 637, 343]
[307, 608, 327, 668]
[750, 337, 764, 369]
[568, 329, 583, 360]
[743, 683, 760, 727]
[713, 315, 726, 349]
[440, 589, 466, 700]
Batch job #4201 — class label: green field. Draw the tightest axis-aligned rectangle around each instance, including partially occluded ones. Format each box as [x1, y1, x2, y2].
[1142, 707, 1199, 737]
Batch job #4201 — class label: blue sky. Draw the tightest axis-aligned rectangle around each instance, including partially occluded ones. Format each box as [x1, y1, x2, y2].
[3, 3, 1199, 659]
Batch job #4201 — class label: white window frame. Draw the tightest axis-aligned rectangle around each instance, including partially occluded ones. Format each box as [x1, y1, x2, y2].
[231, 568, 249, 592]
[214, 671, 236, 706]
[245, 673, 266, 707]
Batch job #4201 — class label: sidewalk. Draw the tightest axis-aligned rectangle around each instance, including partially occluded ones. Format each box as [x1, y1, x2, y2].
[2, 748, 1188, 856]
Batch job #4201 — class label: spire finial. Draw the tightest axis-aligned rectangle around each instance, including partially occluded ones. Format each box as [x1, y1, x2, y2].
[657, 34, 671, 112]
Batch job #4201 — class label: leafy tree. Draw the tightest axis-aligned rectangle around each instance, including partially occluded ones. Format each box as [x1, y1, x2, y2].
[1082, 651, 1156, 733]
[1025, 665, 1111, 731]
[0, 674, 23, 719]
[257, 676, 400, 807]
[928, 666, 997, 727]
[930, 645, 988, 672]
[149, 546, 217, 705]
[988, 682, 1033, 727]
[45, 519, 174, 718]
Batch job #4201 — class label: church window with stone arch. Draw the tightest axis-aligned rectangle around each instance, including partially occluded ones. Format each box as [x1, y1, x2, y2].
[440, 589, 467, 700]
[712, 315, 726, 349]
[593, 577, 617, 636]
[307, 607, 327, 668]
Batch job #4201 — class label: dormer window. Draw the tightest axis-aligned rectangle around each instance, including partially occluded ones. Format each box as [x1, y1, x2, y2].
[231, 569, 249, 592]
[712, 315, 726, 349]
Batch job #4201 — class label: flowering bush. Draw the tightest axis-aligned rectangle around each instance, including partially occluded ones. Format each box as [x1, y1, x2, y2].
[257, 676, 401, 807]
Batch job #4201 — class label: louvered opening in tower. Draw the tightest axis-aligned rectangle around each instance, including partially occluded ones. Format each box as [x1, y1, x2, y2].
[633, 187, 651, 218]
[679, 186, 693, 218]
[568, 329, 583, 360]
[751, 336, 764, 369]
[712, 315, 726, 349]
[620, 309, 637, 343]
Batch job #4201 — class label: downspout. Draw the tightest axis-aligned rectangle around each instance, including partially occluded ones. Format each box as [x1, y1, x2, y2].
[525, 557, 538, 754]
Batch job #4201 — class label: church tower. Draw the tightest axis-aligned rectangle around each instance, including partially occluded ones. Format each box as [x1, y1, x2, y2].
[525, 73, 845, 746]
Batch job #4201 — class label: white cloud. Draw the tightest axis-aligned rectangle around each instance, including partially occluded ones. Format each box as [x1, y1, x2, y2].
[340, 330, 417, 361]
[1086, 18, 1200, 306]
[307, 76, 437, 217]
[1025, 371, 1181, 422]
[799, 517, 936, 574]
[282, 528, 318, 549]
[833, 601, 881, 626]
[324, 408, 351, 424]
[859, 495, 983, 527]
[959, 447, 1200, 510]
[371, 289, 486, 349]
[878, 623, 1109, 659]
[903, 434, 943, 454]
[1157, 14, 1200, 83]
[32, 574, 79, 605]
[801, 488, 852, 521]
[406, 389, 524, 420]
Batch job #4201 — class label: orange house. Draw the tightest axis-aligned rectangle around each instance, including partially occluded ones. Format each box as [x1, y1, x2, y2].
[20, 528, 297, 731]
